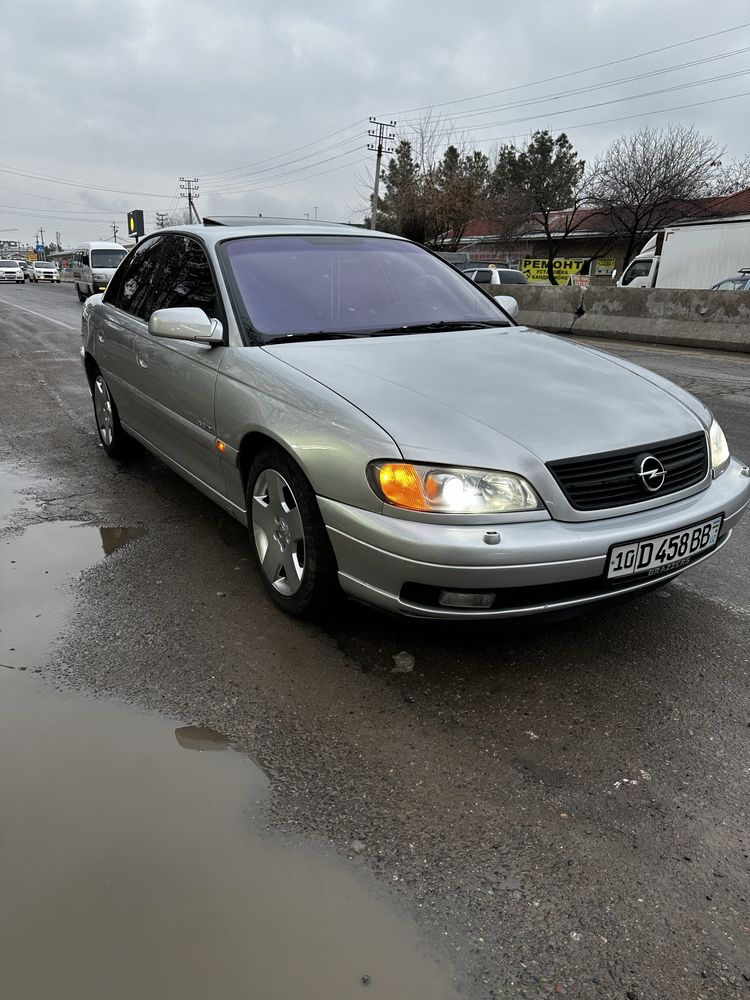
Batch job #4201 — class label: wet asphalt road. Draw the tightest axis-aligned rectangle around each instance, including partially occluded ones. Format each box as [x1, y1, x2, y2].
[1, 282, 749, 999]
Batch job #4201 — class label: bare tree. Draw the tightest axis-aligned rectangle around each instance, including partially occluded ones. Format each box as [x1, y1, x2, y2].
[707, 155, 750, 196]
[588, 125, 724, 266]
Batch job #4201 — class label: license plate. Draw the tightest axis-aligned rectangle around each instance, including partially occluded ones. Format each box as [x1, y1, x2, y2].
[607, 514, 723, 580]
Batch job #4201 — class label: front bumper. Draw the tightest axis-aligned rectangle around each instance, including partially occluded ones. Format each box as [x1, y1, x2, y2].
[320, 458, 750, 619]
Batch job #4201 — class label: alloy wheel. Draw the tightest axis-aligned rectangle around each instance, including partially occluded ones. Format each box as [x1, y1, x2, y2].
[251, 469, 306, 596]
[94, 375, 114, 447]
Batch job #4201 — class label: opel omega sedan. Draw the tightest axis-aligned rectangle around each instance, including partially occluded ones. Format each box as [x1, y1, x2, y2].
[80, 221, 750, 620]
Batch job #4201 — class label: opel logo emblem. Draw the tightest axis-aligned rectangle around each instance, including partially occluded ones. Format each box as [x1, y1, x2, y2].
[637, 454, 667, 492]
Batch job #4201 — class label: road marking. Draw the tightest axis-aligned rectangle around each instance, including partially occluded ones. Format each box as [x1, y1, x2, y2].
[0, 297, 79, 332]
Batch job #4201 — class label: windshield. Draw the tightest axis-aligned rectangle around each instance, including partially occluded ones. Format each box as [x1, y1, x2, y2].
[91, 249, 127, 268]
[35, 263, 54, 269]
[0, 260, 20, 267]
[222, 235, 509, 339]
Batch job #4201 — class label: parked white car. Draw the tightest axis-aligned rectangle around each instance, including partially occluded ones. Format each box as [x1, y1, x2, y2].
[465, 267, 528, 287]
[29, 261, 60, 283]
[0, 259, 24, 284]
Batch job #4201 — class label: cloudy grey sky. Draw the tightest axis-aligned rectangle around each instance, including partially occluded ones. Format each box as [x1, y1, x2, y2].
[1, 0, 748, 248]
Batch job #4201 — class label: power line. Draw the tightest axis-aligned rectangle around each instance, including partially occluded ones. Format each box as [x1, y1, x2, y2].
[466, 88, 750, 152]
[381, 20, 750, 118]
[200, 136, 366, 191]
[202, 155, 370, 198]
[398, 44, 750, 128]
[201, 143, 365, 195]
[396, 67, 750, 144]
[200, 118, 366, 179]
[0, 163, 173, 199]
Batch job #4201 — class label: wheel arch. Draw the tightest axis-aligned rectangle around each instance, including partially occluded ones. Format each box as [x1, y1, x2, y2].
[238, 431, 301, 497]
[82, 351, 99, 390]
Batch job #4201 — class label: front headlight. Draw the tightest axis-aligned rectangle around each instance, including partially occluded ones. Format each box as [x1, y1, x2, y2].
[709, 419, 730, 475]
[368, 461, 542, 513]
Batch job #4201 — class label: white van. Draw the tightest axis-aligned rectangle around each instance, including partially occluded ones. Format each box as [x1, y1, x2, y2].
[69, 242, 128, 301]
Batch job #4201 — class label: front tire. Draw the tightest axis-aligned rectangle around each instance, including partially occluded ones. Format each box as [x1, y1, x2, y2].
[247, 448, 339, 619]
[76, 283, 86, 302]
[92, 370, 131, 459]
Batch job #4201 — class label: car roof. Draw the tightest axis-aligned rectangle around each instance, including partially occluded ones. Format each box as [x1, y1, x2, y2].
[154, 221, 408, 249]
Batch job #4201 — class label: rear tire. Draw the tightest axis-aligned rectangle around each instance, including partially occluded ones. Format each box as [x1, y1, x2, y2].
[91, 370, 132, 459]
[247, 447, 339, 619]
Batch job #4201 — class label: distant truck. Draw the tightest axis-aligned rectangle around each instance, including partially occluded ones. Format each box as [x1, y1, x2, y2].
[617, 215, 750, 289]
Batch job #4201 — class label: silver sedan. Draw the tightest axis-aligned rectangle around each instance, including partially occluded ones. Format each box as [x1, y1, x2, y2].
[80, 222, 750, 620]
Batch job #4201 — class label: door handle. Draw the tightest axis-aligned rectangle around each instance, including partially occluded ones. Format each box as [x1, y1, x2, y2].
[97, 333, 105, 343]
[137, 355, 149, 369]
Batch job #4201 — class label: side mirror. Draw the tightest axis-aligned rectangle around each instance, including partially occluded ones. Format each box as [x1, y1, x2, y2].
[148, 307, 223, 344]
[496, 295, 519, 320]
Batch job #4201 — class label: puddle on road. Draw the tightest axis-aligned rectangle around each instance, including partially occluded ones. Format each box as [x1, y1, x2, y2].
[1, 521, 144, 667]
[0, 464, 40, 524]
[0, 517, 459, 999]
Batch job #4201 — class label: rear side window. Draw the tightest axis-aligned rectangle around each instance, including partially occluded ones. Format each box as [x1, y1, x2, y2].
[106, 236, 167, 320]
[474, 270, 492, 284]
[106, 235, 219, 322]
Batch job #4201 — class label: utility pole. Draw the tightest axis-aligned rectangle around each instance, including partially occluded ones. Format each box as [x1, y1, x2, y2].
[155, 211, 169, 228]
[111, 222, 119, 241]
[179, 177, 201, 224]
[367, 118, 396, 231]
[313, 206, 318, 221]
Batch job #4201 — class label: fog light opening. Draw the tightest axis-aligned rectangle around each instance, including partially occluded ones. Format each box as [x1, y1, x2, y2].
[438, 590, 495, 609]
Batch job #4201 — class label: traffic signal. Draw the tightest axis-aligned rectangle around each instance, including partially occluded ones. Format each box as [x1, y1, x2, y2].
[127, 210, 144, 238]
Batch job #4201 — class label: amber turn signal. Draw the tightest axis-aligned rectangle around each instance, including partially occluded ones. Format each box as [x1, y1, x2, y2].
[378, 463, 429, 511]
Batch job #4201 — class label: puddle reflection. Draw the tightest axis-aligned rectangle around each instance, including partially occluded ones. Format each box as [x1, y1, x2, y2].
[175, 724, 235, 752]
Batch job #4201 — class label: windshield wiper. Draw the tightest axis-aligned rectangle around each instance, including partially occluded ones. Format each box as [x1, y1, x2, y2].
[264, 331, 367, 345]
[368, 320, 510, 337]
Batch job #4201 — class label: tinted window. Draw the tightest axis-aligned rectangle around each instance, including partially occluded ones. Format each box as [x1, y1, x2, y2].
[473, 270, 492, 284]
[107, 235, 218, 322]
[498, 270, 527, 284]
[151, 236, 218, 317]
[222, 235, 507, 339]
[91, 249, 127, 268]
[107, 236, 168, 319]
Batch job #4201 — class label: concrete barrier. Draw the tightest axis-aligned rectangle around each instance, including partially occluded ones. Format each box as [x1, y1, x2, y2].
[489, 285, 750, 353]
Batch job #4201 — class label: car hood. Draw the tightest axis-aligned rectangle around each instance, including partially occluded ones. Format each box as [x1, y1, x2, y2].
[263, 327, 708, 470]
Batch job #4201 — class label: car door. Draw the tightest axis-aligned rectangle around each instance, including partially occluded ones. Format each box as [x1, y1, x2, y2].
[131, 234, 227, 497]
[92, 236, 168, 429]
